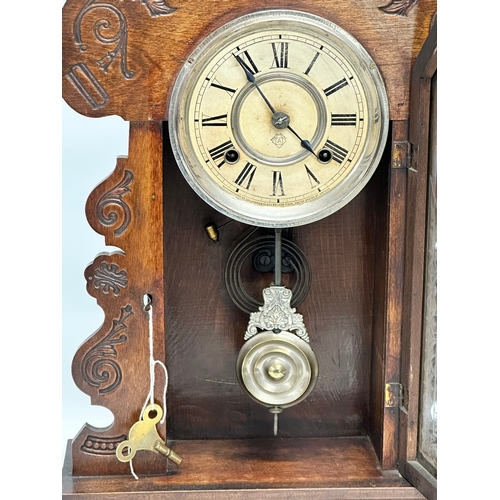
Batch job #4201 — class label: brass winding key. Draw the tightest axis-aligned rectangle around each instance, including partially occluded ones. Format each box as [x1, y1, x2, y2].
[116, 404, 182, 465]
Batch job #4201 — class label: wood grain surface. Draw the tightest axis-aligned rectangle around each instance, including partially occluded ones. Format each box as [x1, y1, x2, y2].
[368, 121, 408, 469]
[62, 0, 436, 122]
[63, 437, 425, 498]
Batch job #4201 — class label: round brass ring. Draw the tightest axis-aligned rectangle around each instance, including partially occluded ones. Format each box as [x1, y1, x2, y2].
[236, 330, 318, 408]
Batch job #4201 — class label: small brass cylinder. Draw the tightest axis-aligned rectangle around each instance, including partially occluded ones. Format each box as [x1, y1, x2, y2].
[154, 440, 183, 465]
[204, 223, 219, 242]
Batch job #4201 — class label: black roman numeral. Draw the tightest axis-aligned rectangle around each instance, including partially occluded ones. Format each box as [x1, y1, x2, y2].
[201, 114, 228, 127]
[331, 113, 356, 126]
[235, 162, 257, 189]
[324, 78, 348, 97]
[272, 171, 285, 196]
[325, 140, 348, 163]
[304, 51, 321, 75]
[271, 42, 289, 68]
[210, 79, 236, 95]
[235, 48, 259, 75]
[208, 140, 233, 167]
[304, 165, 320, 188]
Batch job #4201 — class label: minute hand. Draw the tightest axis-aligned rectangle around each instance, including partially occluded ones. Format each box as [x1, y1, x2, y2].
[233, 54, 276, 114]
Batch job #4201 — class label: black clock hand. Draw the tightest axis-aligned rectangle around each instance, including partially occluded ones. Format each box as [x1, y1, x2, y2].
[233, 53, 317, 158]
[286, 125, 318, 158]
[233, 53, 277, 114]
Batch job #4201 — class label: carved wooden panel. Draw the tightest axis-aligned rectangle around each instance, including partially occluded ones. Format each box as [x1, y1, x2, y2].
[71, 122, 168, 475]
[62, 0, 436, 122]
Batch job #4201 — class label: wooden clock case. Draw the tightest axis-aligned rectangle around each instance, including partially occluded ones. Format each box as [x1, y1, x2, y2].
[62, 1, 437, 498]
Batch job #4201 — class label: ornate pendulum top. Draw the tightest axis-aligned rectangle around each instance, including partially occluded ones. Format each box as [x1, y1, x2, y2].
[245, 286, 309, 342]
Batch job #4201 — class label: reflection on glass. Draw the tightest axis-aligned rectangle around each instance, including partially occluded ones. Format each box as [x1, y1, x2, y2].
[418, 73, 437, 476]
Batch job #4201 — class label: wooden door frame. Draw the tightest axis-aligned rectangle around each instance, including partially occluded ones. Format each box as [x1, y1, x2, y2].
[398, 15, 437, 500]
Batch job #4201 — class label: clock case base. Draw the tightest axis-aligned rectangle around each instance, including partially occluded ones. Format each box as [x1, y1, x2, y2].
[63, 437, 425, 499]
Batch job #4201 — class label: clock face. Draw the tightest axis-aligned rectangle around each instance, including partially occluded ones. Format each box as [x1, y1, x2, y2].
[169, 10, 388, 227]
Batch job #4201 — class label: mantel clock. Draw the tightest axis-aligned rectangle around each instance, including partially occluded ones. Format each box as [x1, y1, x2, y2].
[62, 1, 437, 499]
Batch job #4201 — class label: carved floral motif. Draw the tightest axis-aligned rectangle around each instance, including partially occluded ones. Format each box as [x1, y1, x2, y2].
[140, 0, 176, 17]
[82, 304, 134, 394]
[379, 0, 419, 16]
[89, 261, 128, 296]
[66, 0, 176, 110]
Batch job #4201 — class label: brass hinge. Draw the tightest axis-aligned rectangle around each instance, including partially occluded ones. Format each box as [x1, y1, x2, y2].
[391, 140, 417, 172]
[385, 382, 407, 410]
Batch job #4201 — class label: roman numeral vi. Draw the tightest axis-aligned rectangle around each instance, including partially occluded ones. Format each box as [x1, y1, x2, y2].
[272, 171, 285, 196]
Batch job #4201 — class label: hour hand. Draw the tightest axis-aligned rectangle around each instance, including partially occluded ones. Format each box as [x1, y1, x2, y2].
[287, 125, 318, 158]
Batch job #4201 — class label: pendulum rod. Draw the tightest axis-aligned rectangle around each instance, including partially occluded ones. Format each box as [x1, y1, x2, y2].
[270, 406, 282, 437]
[273, 227, 283, 436]
[274, 228, 282, 286]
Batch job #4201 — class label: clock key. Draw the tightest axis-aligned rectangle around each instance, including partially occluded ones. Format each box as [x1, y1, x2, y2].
[115, 404, 182, 465]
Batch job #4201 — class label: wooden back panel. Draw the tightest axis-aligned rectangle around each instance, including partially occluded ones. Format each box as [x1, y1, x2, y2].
[163, 124, 388, 439]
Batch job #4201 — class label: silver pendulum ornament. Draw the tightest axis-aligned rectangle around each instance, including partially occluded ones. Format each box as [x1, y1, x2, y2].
[236, 229, 319, 435]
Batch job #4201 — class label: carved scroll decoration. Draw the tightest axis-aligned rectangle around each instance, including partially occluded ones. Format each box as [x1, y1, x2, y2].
[89, 261, 128, 296]
[66, 0, 176, 111]
[379, 0, 420, 16]
[81, 434, 127, 455]
[81, 304, 133, 395]
[245, 286, 309, 342]
[73, 0, 135, 79]
[96, 169, 133, 237]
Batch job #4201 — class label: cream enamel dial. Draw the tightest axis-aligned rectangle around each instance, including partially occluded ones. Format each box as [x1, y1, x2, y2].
[169, 10, 389, 227]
